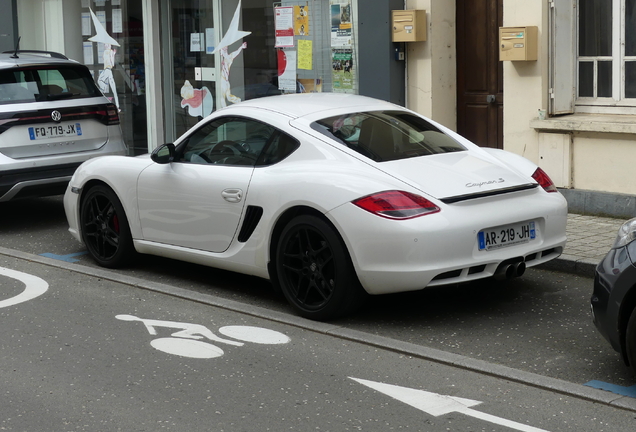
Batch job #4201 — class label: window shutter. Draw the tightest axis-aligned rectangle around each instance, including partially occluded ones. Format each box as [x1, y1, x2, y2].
[549, 0, 576, 115]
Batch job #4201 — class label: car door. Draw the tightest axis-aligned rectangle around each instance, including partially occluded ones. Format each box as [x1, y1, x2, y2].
[136, 116, 277, 253]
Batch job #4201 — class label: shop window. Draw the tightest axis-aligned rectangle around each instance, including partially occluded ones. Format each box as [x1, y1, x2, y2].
[272, 1, 358, 95]
[163, 0, 358, 141]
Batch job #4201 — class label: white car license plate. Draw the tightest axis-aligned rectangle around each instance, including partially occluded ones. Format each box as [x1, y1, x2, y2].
[28, 123, 82, 140]
[478, 221, 536, 251]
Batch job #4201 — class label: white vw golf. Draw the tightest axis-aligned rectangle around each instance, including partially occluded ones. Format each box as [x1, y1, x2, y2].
[64, 93, 567, 320]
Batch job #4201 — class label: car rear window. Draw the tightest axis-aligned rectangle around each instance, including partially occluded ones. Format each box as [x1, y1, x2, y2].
[0, 66, 101, 104]
[311, 111, 466, 162]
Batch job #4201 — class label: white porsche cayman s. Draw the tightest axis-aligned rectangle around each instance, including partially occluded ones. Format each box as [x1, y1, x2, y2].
[64, 93, 567, 320]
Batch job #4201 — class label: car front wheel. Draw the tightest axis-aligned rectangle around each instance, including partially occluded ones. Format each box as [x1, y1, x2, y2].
[80, 184, 135, 268]
[276, 215, 364, 321]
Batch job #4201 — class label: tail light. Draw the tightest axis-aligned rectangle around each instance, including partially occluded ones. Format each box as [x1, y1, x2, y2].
[352, 190, 440, 220]
[532, 167, 558, 193]
[97, 103, 120, 125]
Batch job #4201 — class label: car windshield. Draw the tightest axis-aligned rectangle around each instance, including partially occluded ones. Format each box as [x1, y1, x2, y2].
[0, 66, 101, 104]
[311, 111, 466, 162]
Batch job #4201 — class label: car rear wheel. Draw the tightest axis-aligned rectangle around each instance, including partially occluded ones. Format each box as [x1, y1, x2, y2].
[276, 215, 364, 321]
[626, 307, 636, 375]
[80, 185, 135, 268]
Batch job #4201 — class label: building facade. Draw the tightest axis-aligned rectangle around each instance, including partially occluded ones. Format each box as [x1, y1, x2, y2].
[4, 0, 636, 217]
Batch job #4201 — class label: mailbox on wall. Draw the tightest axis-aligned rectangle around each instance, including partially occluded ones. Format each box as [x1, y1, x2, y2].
[392, 10, 426, 42]
[499, 26, 538, 61]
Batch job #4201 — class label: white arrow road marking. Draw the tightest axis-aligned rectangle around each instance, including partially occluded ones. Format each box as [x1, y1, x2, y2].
[350, 377, 551, 432]
[0, 267, 49, 308]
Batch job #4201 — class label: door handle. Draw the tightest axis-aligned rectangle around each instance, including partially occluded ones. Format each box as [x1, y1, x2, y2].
[487, 94, 497, 104]
[221, 188, 243, 203]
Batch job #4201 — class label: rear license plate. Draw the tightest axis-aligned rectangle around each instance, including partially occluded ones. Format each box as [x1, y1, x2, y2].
[478, 221, 536, 251]
[28, 123, 82, 140]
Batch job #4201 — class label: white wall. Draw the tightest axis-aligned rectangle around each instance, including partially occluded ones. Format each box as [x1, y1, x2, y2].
[572, 133, 636, 194]
[501, 0, 548, 163]
[506, 1, 636, 195]
[17, 0, 83, 61]
[62, 0, 83, 62]
[405, 0, 456, 131]
[17, 0, 46, 50]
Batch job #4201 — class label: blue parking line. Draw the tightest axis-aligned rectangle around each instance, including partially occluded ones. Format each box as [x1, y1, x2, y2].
[39, 251, 88, 263]
[584, 380, 636, 398]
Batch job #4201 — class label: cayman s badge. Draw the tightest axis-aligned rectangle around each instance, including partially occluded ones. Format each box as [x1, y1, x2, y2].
[466, 178, 505, 188]
[51, 110, 62, 122]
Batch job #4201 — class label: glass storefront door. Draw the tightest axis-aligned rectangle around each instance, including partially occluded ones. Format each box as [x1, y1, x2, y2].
[161, 0, 220, 141]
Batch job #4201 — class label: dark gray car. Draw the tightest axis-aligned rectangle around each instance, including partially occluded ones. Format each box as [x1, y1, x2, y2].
[592, 217, 636, 375]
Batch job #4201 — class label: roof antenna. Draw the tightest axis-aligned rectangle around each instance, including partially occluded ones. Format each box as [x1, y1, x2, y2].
[11, 37, 21, 59]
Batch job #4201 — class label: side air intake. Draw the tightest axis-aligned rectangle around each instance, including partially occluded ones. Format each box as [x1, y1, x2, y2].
[237, 206, 263, 243]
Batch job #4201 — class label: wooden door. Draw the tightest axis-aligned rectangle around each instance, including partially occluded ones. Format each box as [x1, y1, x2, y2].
[456, 0, 503, 149]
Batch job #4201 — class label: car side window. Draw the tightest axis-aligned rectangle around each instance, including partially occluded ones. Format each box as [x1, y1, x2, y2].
[311, 111, 465, 162]
[178, 117, 277, 167]
[257, 132, 300, 166]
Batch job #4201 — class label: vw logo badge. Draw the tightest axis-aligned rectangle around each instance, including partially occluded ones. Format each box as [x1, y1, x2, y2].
[51, 111, 62, 122]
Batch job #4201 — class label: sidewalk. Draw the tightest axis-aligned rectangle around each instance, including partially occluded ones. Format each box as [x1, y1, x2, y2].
[541, 213, 629, 278]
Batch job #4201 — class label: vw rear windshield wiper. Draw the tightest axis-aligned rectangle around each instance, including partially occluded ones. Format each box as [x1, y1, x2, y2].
[47, 92, 79, 100]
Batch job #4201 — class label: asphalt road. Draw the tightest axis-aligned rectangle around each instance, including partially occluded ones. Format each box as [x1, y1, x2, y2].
[1, 196, 635, 391]
[1, 255, 635, 431]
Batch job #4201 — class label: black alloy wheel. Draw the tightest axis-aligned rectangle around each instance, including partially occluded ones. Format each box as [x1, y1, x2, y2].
[276, 215, 364, 321]
[80, 185, 135, 268]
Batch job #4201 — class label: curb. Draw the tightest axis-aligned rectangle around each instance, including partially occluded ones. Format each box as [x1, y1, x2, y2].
[537, 256, 599, 279]
[0, 246, 634, 413]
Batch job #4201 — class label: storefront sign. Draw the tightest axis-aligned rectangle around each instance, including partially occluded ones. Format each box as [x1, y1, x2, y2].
[190, 33, 204, 52]
[81, 12, 91, 36]
[205, 28, 216, 54]
[112, 9, 123, 34]
[278, 50, 297, 91]
[332, 48, 353, 91]
[298, 40, 313, 70]
[275, 6, 294, 47]
[294, 4, 309, 36]
[330, 0, 352, 48]
[82, 42, 94, 65]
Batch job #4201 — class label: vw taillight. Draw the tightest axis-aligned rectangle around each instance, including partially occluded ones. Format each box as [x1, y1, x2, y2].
[96, 103, 120, 125]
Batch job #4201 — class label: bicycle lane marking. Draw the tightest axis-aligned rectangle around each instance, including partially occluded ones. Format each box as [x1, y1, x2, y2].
[0, 267, 49, 308]
[116, 314, 291, 359]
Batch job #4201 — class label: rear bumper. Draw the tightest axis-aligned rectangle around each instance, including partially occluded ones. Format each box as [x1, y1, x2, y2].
[0, 163, 80, 201]
[328, 188, 568, 295]
[0, 133, 127, 201]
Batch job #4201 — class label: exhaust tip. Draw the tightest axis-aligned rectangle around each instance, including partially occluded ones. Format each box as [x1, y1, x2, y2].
[515, 261, 526, 277]
[494, 260, 526, 280]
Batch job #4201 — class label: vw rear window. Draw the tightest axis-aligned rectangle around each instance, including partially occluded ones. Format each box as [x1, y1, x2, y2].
[311, 111, 466, 162]
[0, 66, 101, 105]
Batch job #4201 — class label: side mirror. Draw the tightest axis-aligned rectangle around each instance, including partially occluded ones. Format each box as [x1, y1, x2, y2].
[151, 143, 175, 164]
